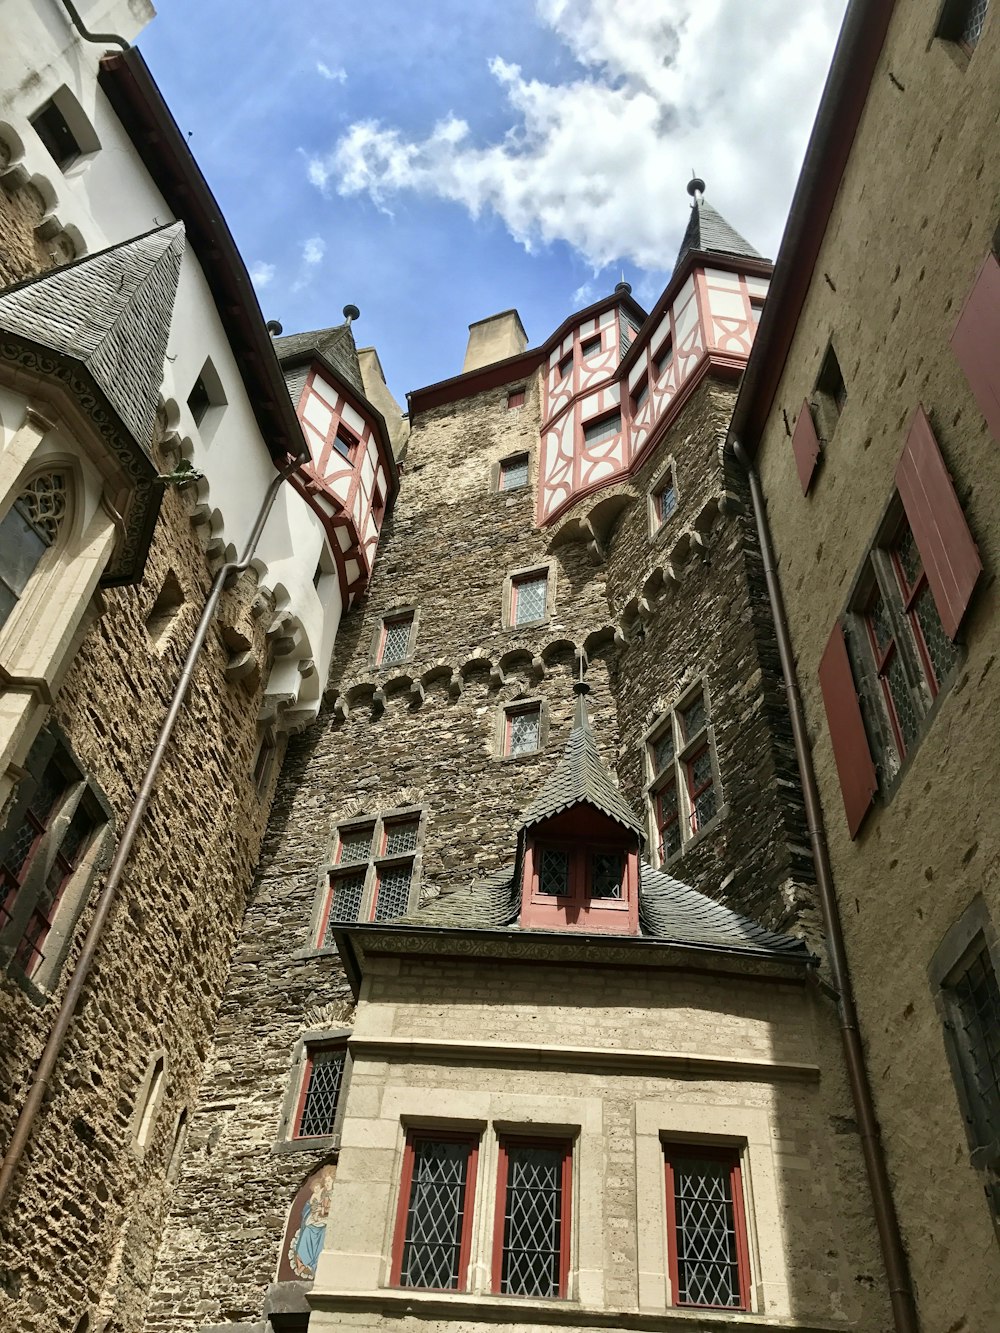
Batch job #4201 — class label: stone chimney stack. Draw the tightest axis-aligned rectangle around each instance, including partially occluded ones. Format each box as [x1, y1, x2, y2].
[462, 309, 528, 373]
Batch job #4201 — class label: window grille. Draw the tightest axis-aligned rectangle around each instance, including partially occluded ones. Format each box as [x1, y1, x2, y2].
[30, 99, 81, 168]
[295, 1047, 346, 1137]
[500, 454, 530, 491]
[319, 810, 424, 937]
[506, 706, 541, 756]
[379, 615, 413, 666]
[939, 0, 989, 48]
[537, 848, 570, 896]
[324, 872, 366, 934]
[647, 686, 720, 861]
[665, 1150, 749, 1309]
[496, 1141, 570, 1298]
[583, 412, 621, 447]
[384, 821, 419, 856]
[397, 1137, 476, 1290]
[657, 783, 682, 861]
[338, 827, 373, 864]
[949, 945, 1000, 1144]
[374, 864, 413, 920]
[512, 574, 548, 626]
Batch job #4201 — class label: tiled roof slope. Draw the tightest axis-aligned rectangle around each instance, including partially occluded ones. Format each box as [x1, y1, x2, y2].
[393, 862, 806, 959]
[675, 198, 761, 269]
[0, 222, 185, 451]
[518, 690, 646, 838]
[274, 322, 365, 398]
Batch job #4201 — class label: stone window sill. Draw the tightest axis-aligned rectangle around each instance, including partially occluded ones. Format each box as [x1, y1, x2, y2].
[660, 803, 730, 869]
[273, 1132, 340, 1156]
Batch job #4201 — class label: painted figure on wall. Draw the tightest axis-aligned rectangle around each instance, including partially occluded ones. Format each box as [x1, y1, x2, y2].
[278, 1164, 336, 1282]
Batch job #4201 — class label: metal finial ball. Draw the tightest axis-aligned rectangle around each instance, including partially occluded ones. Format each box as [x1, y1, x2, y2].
[687, 175, 706, 199]
[343, 303, 361, 323]
[265, 319, 283, 337]
[615, 280, 632, 296]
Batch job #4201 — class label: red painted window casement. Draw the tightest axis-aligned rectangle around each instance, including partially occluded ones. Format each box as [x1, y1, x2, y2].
[391, 1132, 479, 1290]
[655, 782, 681, 861]
[952, 251, 1000, 443]
[493, 1137, 572, 1298]
[685, 745, 717, 834]
[293, 1045, 346, 1139]
[889, 518, 959, 696]
[864, 583, 919, 758]
[664, 1146, 751, 1311]
[818, 622, 878, 838]
[895, 406, 982, 641]
[507, 387, 526, 410]
[378, 613, 413, 666]
[791, 398, 821, 495]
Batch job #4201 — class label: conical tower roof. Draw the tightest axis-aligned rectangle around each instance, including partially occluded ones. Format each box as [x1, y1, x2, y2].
[519, 682, 645, 839]
[675, 184, 760, 270]
[0, 222, 185, 452]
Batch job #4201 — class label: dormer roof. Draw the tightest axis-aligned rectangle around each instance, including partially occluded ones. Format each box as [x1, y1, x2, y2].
[0, 222, 184, 452]
[518, 687, 645, 840]
[675, 197, 761, 270]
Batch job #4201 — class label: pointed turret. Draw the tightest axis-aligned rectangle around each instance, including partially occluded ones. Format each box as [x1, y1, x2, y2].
[274, 313, 365, 399]
[0, 223, 185, 452]
[519, 673, 645, 840]
[675, 176, 760, 271]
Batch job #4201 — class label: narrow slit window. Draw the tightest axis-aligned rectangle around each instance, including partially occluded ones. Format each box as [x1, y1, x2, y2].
[631, 377, 649, 414]
[393, 1134, 478, 1290]
[507, 387, 526, 410]
[947, 944, 1000, 1145]
[655, 474, 678, 527]
[654, 337, 674, 379]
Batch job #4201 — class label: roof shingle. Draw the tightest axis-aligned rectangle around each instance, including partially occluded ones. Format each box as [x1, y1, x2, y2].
[675, 198, 761, 270]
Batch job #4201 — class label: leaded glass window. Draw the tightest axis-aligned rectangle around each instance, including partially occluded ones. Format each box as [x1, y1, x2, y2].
[374, 863, 412, 921]
[590, 852, 623, 899]
[949, 946, 1000, 1145]
[939, 0, 989, 48]
[656, 481, 678, 525]
[657, 783, 681, 861]
[497, 1141, 569, 1298]
[338, 827, 373, 864]
[651, 728, 674, 776]
[667, 1152, 748, 1310]
[296, 1047, 346, 1137]
[384, 821, 419, 856]
[379, 615, 413, 666]
[326, 872, 366, 928]
[0, 475, 67, 630]
[537, 848, 570, 897]
[647, 687, 721, 863]
[680, 694, 707, 740]
[507, 706, 540, 756]
[513, 574, 548, 626]
[688, 747, 718, 831]
[500, 454, 529, 490]
[398, 1137, 475, 1290]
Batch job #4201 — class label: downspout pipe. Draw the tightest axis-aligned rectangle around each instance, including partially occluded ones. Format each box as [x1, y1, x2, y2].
[0, 454, 305, 1209]
[56, 0, 129, 50]
[731, 438, 918, 1333]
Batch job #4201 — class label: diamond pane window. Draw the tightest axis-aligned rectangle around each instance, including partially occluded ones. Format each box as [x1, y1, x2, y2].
[657, 783, 681, 861]
[295, 1047, 346, 1138]
[651, 728, 675, 776]
[384, 821, 419, 856]
[507, 706, 541, 756]
[338, 827, 373, 864]
[940, 0, 989, 48]
[513, 574, 548, 626]
[680, 695, 707, 740]
[374, 863, 412, 921]
[657, 482, 678, 526]
[538, 848, 570, 897]
[949, 946, 1000, 1144]
[496, 1140, 570, 1298]
[583, 412, 621, 447]
[379, 615, 413, 666]
[665, 1150, 750, 1310]
[500, 454, 530, 490]
[590, 852, 623, 899]
[687, 747, 718, 832]
[395, 1136, 477, 1290]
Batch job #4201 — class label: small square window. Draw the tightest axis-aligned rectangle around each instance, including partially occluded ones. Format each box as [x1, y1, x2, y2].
[631, 377, 649, 414]
[655, 477, 678, 526]
[378, 614, 413, 666]
[583, 412, 621, 447]
[581, 335, 602, 359]
[294, 1046, 346, 1138]
[500, 454, 530, 491]
[334, 425, 358, 460]
[558, 352, 573, 380]
[374, 862, 413, 920]
[30, 100, 81, 170]
[654, 337, 674, 379]
[511, 573, 548, 627]
[323, 871, 366, 933]
[253, 728, 277, 795]
[507, 387, 526, 410]
[505, 705, 541, 756]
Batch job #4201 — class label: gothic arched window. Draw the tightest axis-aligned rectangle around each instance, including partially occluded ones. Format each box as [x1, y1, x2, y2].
[0, 473, 68, 630]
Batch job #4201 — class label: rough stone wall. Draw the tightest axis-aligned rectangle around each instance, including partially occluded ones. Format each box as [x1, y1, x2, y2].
[0, 423, 284, 1333]
[307, 952, 891, 1331]
[149, 363, 820, 1328]
[753, 2, 1000, 1327]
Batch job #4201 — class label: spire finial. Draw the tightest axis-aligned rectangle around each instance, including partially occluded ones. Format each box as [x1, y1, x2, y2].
[687, 173, 705, 203]
[572, 656, 591, 729]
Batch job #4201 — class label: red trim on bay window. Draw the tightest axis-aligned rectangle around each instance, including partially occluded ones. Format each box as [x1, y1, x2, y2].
[791, 398, 821, 495]
[951, 250, 1000, 444]
[664, 1146, 751, 1311]
[894, 406, 981, 641]
[390, 1131, 479, 1291]
[492, 1137, 572, 1299]
[818, 621, 878, 838]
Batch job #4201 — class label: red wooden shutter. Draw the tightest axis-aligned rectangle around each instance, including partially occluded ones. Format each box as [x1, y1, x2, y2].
[818, 622, 877, 839]
[951, 250, 1000, 443]
[895, 406, 982, 640]
[791, 399, 821, 495]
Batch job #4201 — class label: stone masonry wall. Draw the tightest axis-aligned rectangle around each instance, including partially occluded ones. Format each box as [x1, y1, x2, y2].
[149, 361, 820, 1329]
[0, 415, 285, 1333]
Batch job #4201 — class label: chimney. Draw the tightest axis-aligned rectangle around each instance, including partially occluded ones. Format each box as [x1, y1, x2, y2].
[462, 309, 528, 374]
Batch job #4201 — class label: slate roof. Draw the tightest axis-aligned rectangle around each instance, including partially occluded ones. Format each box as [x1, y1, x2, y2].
[0, 222, 184, 452]
[518, 689, 646, 839]
[392, 861, 806, 960]
[274, 321, 365, 398]
[675, 198, 761, 269]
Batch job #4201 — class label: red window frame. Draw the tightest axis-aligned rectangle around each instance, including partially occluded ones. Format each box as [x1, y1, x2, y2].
[390, 1130, 480, 1291]
[334, 423, 359, 460]
[507, 387, 525, 410]
[371, 859, 414, 921]
[292, 1043, 347, 1140]
[380, 818, 420, 857]
[685, 745, 716, 834]
[580, 335, 602, 359]
[511, 572, 548, 627]
[864, 587, 909, 755]
[492, 1136, 572, 1299]
[656, 479, 677, 525]
[377, 613, 413, 666]
[889, 522, 946, 695]
[664, 1145, 751, 1312]
[529, 842, 629, 912]
[655, 782, 681, 861]
[504, 704, 541, 756]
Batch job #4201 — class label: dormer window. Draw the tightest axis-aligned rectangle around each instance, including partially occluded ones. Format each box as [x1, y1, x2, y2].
[523, 832, 635, 931]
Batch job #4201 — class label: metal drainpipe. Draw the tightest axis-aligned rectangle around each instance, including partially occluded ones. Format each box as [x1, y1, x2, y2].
[0, 455, 305, 1210]
[57, 0, 130, 50]
[731, 439, 919, 1333]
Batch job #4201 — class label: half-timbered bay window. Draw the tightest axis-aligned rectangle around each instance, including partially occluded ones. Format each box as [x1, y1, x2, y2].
[664, 1146, 751, 1310]
[647, 686, 721, 863]
[294, 1044, 347, 1139]
[316, 808, 424, 941]
[494, 1138, 572, 1298]
[391, 1133, 479, 1290]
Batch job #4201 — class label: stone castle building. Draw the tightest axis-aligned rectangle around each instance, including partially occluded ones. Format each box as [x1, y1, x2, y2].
[0, 1, 997, 1332]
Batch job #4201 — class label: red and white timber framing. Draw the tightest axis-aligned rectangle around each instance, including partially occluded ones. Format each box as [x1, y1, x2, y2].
[289, 365, 395, 606]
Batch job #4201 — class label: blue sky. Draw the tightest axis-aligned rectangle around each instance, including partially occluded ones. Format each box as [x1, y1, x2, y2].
[140, 0, 847, 405]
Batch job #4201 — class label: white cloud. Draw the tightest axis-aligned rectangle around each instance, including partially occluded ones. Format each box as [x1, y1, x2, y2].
[316, 60, 347, 83]
[249, 261, 276, 289]
[307, 0, 847, 271]
[302, 236, 326, 265]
